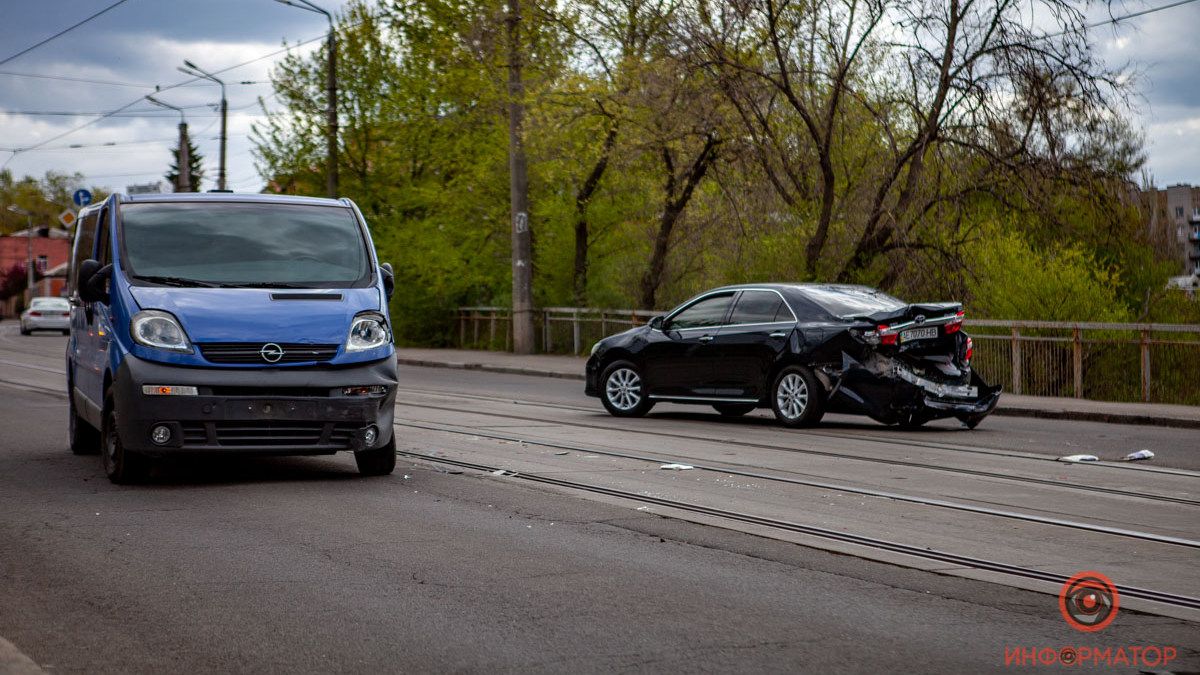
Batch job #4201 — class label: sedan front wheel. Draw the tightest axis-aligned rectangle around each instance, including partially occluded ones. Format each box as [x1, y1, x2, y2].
[600, 361, 654, 418]
[771, 365, 824, 428]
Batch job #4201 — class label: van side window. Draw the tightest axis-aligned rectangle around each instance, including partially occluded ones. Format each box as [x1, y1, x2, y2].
[70, 211, 98, 293]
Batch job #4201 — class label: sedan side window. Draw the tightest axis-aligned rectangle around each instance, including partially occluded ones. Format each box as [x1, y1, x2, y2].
[669, 294, 733, 329]
[729, 290, 793, 325]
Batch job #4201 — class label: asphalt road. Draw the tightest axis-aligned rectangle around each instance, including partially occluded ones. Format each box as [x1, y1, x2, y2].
[1, 326, 1197, 672]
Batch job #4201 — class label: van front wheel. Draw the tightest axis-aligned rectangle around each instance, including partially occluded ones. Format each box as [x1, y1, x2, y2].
[102, 394, 148, 484]
[356, 434, 397, 476]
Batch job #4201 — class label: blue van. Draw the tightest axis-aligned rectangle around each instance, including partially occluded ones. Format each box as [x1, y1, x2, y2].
[65, 193, 398, 483]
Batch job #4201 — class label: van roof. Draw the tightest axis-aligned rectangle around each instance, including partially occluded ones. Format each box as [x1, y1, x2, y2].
[118, 193, 349, 207]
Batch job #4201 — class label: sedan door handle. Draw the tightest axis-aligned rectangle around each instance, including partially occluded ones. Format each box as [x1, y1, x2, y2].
[769, 331, 787, 338]
[698, 335, 714, 342]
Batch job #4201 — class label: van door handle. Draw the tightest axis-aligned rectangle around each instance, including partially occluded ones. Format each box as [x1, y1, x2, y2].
[769, 331, 787, 338]
[698, 335, 714, 342]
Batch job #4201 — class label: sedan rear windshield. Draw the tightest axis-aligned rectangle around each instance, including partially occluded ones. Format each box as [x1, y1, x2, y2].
[31, 298, 69, 309]
[798, 285, 906, 318]
[118, 202, 371, 288]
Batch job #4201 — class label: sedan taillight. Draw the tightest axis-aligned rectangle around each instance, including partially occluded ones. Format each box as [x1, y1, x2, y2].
[29, 311, 42, 317]
[878, 325, 898, 345]
[964, 337, 974, 365]
[944, 309, 966, 334]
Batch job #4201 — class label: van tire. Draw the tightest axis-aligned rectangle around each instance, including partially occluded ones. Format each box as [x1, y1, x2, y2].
[102, 393, 148, 484]
[68, 385, 100, 455]
[355, 434, 396, 476]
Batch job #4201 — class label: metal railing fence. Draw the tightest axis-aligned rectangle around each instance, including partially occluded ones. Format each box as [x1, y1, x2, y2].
[455, 307, 1200, 405]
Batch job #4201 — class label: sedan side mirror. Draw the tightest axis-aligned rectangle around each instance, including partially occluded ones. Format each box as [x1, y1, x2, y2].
[77, 259, 111, 304]
[379, 262, 395, 301]
[649, 315, 665, 330]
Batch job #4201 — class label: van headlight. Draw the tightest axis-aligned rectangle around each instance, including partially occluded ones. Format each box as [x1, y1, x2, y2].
[347, 313, 391, 351]
[130, 310, 192, 353]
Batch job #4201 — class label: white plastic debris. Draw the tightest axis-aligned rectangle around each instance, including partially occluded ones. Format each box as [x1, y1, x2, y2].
[1057, 454, 1099, 463]
[659, 463, 694, 470]
[1122, 449, 1155, 462]
[491, 469, 510, 476]
[554, 451, 569, 456]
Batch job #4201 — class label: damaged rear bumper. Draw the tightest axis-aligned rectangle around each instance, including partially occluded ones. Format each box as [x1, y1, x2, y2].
[828, 354, 1001, 426]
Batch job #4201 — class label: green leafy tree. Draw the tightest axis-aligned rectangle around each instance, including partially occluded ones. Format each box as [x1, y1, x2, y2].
[0, 170, 107, 235]
[166, 139, 205, 192]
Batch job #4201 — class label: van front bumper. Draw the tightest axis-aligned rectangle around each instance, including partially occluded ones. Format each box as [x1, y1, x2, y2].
[112, 354, 397, 456]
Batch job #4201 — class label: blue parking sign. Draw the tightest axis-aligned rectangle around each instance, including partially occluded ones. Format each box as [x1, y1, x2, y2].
[73, 189, 92, 207]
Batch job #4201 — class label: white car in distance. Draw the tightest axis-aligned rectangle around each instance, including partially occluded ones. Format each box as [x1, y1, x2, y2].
[20, 296, 71, 335]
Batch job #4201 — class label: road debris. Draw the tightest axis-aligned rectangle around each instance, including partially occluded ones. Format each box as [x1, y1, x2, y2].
[554, 451, 569, 455]
[1121, 449, 1155, 462]
[491, 469, 517, 476]
[659, 463, 694, 470]
[1057, 454, 1099, 463]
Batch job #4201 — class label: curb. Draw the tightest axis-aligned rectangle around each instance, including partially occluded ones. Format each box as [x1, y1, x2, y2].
[396, 358, 585, 381]
[990, 406, 1200, 430]
[395, 357, 1200, 430]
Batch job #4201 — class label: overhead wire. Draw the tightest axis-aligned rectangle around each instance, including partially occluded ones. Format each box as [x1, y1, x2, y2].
[0, 0, 132, 67]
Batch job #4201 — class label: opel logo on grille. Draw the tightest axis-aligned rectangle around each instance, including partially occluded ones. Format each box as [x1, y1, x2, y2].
[260, 343, 285, 363]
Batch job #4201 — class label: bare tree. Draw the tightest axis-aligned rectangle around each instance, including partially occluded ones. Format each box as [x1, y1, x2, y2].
[686, 0, 1132, 286]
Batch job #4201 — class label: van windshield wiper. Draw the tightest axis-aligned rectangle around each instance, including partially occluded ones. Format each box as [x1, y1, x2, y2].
[133, 275, 219, 288]
[218, 281, 309, 289]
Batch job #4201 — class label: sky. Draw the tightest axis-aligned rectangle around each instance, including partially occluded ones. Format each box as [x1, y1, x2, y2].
[0, 0, 1198, 195]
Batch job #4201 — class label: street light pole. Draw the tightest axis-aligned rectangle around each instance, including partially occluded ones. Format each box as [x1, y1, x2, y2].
[273, 0, 338, 198]
[146, 94, 190, 192]
[178, 60, 226, 190]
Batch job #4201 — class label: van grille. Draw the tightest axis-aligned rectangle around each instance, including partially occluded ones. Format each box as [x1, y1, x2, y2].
[198, 342, 339, 364]
[177, 422, 360, 448]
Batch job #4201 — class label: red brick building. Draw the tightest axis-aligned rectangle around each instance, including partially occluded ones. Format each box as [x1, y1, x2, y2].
[0, 228, 72, 316]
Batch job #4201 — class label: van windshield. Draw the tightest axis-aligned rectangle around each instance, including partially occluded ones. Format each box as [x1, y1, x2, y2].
[119, 202, 371, 288]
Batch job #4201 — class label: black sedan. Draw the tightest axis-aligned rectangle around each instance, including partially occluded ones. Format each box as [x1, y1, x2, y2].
[585, 284, 1001, 428]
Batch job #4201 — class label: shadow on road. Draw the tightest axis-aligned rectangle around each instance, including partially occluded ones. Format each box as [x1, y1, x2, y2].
[642, 410, 984, 434]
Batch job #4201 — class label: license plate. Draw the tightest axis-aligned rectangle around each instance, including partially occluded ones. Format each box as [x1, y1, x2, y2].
[900, 327, 938, 342]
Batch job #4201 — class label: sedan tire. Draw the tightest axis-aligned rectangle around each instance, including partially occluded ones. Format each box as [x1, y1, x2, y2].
[600, 360, 654, 418]
[770, 365, 824, 428]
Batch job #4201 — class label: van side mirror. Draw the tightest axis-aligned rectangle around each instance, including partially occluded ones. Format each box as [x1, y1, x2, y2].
[77, 259, 111, 304]
[649, 315, 664, 330]
[379, 262, 395, 301]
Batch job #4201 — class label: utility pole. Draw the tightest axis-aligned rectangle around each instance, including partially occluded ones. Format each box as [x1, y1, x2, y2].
[178, 60, 226, 190]
[506, 0, 534, 354]
[146, 94, 190, 192]
[274, 0, 338, 198]
[6, 205, 34, 306]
